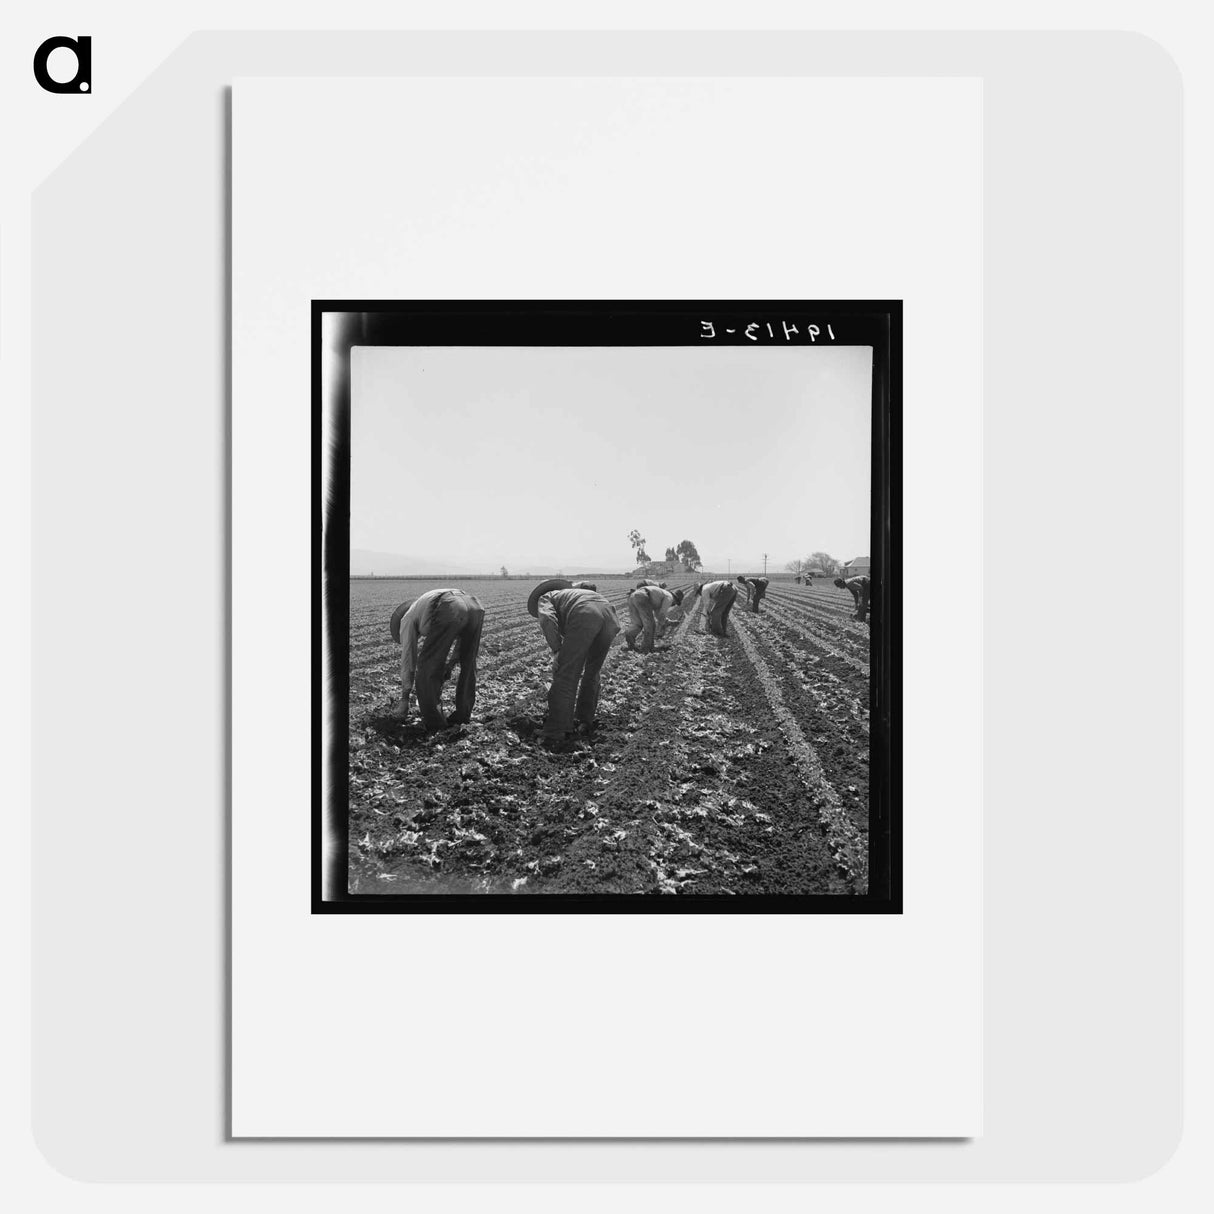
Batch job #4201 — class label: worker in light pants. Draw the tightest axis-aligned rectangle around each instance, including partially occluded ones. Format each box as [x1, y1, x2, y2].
[834, 574, 872, 623]
[737, 575, 769, 613]
[696, 579, 739, 637]
[623, 584, 684, 653]
[389, 589, 485, 731]
[530, 582, 620, 744]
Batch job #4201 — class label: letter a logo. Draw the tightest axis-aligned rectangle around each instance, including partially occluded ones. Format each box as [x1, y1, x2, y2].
[33, 36, 92, 94]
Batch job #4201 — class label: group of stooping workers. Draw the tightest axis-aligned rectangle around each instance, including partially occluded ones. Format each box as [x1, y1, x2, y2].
[386, 572, 872, 750]
[794, 569, 874, 620]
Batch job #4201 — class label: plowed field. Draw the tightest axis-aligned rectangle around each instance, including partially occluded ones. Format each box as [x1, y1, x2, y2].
[346, 576, 870, 896]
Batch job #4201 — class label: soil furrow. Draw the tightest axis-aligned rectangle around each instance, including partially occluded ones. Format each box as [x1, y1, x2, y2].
[729, 610, 868, 890]
[756, 602, 870, 678]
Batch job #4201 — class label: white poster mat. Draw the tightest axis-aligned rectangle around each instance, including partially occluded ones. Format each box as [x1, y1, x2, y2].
[232, 76, 982, 1137]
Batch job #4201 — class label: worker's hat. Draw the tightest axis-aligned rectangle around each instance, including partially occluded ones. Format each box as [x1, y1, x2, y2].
[389, 600, 411, 644]
[527, 578, 573, 617]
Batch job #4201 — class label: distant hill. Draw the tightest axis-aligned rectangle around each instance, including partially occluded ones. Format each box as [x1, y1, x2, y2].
[350, 549, 489, 577]
[350, 550, 603, 578]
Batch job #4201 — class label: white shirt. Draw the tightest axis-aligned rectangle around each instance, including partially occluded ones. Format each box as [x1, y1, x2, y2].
[633, 584, 680, 632]
[396, 589, 450, 695]
[700, 579, 734, 605]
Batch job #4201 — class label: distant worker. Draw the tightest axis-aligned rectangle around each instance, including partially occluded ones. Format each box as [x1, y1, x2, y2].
[737, 575, 770, 613]
[624, 583, 684, 653]
[834, 574, 872, 623]
[636, 579, 668, 589]
[695, 579, 739, 637]
[528, 578, 620, 747]
[389, 589, 485, 731]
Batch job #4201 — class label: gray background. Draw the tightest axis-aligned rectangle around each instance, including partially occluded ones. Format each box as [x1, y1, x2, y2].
[32, 31, 1181, 1181]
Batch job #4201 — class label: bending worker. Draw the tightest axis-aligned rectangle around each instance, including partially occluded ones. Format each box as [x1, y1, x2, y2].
[389, 588, 485, 731]
[736, 574, 770, 613]
[834, 574, 872, 623]
[695, 579, 739, 637]
[529, 578, 620, 746]
[624, 582, 684, 653]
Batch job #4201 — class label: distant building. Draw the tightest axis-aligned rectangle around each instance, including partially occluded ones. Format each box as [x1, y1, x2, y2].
[842, 556, 871, 578]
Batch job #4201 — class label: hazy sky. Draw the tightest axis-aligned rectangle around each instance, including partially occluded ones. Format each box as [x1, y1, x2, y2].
[350, 344, 872, 574]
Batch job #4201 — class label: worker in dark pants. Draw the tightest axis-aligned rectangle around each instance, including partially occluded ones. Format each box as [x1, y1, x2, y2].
[389, 588, 486, 731]
[696, 579, 739, 636]
[834, 575, 872, 623]
[737, 575, 769, 613]
[529, 579, 621, 747]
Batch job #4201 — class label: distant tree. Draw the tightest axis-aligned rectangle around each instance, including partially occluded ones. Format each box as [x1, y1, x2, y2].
[808, 551, 840, 576]
[675, 539, 703, 571]
[664, 546, 677, 563]
[500, 565, 509, 578]
[785, 558, 807, 577]
[628, 529, 651, 565]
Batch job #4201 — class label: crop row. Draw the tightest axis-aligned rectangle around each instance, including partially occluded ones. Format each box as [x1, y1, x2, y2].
[728, 609, 868, 890]
[753, 600, 870, 678]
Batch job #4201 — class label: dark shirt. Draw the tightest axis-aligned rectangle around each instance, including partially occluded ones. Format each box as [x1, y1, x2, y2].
[537, 588, 610, 651]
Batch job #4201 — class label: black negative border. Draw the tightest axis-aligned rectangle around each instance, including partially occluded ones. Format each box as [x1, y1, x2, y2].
[314, 300, 902, 913]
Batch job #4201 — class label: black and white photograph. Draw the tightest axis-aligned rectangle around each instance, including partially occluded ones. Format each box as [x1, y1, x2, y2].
[317, 302, 899, 909]
[29, 13, 1205, 1174]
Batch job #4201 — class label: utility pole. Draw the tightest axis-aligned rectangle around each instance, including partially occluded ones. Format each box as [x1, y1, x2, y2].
[763, 552, 768, 575]
[727, 557, 731, 575]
